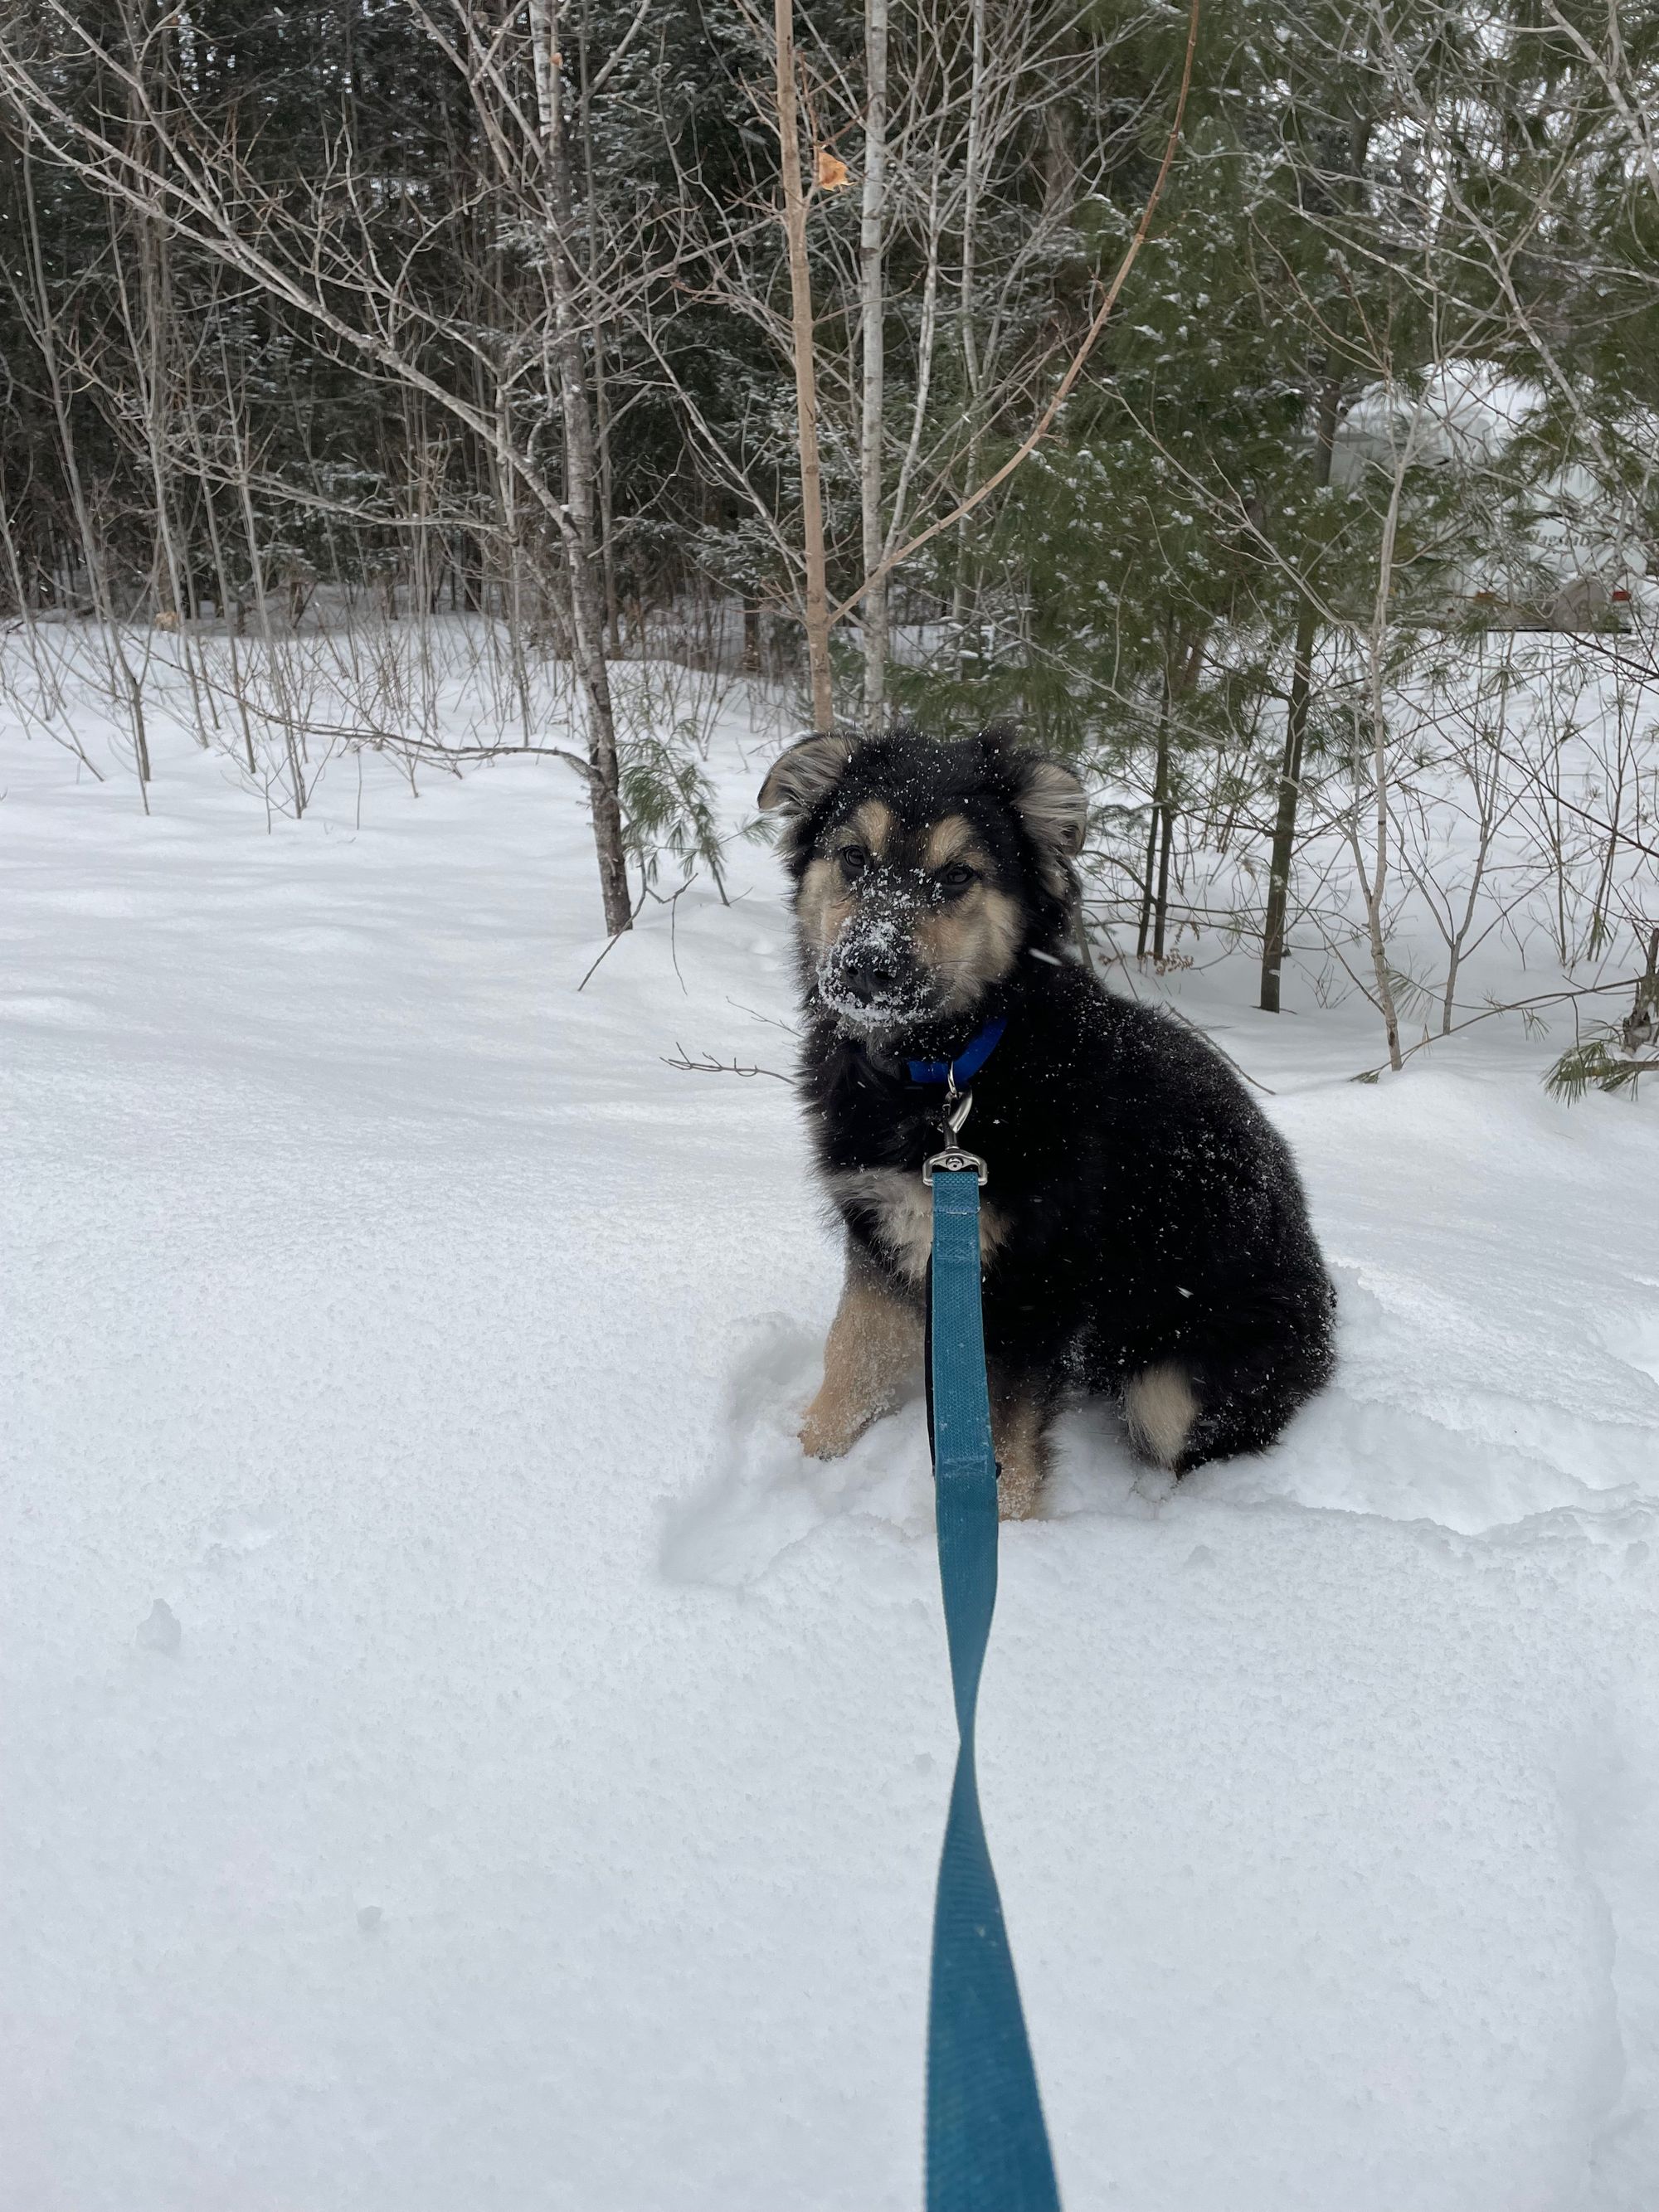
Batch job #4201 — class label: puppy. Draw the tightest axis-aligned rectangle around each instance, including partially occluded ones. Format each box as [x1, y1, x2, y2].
[760, 725, 1335, 1518]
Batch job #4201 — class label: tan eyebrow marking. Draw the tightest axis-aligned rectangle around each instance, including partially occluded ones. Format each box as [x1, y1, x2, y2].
[843, 800, 895, 856]
[924, 814, 988, 868]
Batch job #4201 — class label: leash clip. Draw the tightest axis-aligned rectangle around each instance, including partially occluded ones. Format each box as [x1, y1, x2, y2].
[923, 1146, 989, 1187]
[923, 1082, 988, 1184]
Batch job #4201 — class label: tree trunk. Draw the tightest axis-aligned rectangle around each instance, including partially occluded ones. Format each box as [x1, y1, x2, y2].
[950, 0, 989, 678]
[1261, 106, 1370, 1010]
[1357, 441, 1406, 1072]
[774, 0, 834, 730]
[122, 6, 192, 673]
[577, 2, 623, 660]
[1153, 803, 1175, 961]
[530, 0, 632, 935]
[1137, 680, 1170, 958]
[17, 146, 150, 801]
[858, 0, 889, 724]
[1258, 368, 1340, 1011]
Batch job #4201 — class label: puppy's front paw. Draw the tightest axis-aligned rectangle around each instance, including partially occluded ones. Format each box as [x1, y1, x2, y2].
[799, 1401, 865, 1460]
[996, 1461, 1044, 1521]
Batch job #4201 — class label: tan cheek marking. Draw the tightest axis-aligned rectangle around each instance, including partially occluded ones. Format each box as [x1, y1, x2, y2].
[797, 858, 854, 952]
[976, 887, 1023, 977]
[912, 910, 951, 973]
[912, 886, 1021, 998]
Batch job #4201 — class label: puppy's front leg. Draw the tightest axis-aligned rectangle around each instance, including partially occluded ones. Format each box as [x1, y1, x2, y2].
[990, 1373, 1056, 1520]
[800, 1243, 922, 1459]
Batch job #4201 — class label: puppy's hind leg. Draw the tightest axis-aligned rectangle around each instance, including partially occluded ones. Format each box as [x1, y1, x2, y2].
[800, 1243, 922, 1460]
[1137, 1307, 1333, 1473]
[1125, 1278, 1337, 1473]
[1122, 1361, 1199, 1472]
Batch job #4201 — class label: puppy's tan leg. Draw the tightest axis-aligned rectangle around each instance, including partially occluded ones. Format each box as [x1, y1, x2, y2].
[800, 1246, 922, 1460]
[990, 1378, 1055, 1522]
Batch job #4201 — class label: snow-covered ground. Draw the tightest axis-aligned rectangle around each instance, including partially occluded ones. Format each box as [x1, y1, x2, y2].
[4, 664, 1659, 2211]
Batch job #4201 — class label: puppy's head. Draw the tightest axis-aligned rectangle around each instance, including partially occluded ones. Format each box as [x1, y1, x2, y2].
[758, 727, 1086, 1034]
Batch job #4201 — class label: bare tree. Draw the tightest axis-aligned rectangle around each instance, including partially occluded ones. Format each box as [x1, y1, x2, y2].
[772, 0, 834, 729]
[0, 0, 650, 928]
[858, 0, 890, 722]
[527, 0, 630, 930]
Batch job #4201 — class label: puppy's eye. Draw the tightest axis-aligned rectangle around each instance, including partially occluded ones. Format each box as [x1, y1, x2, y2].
[936, 863, 977, 896]
[838, 846, 869, 879]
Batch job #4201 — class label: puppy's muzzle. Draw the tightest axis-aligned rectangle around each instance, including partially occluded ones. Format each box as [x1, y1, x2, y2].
[840, 953, 899, 1006]
[817, 914, 932, 1027]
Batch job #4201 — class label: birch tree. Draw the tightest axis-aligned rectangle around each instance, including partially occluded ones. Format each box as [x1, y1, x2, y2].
[0, 0, 645, 929]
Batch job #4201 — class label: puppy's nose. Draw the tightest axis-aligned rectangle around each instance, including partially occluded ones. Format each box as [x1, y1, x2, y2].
[844, 958, 897, 1004]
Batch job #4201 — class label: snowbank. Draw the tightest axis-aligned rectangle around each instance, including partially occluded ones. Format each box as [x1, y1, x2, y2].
[3, 683, 1657, 2210]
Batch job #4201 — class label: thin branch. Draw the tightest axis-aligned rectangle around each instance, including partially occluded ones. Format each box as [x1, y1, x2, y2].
[663, 1047, 796, 1082]
[828, 0, 1203, 627]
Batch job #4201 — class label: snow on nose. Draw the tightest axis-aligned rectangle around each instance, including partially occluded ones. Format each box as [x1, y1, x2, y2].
[817, 911, 928, 1023]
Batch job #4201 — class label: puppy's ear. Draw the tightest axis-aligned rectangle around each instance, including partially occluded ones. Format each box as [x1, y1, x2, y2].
[757, 732, 855, 817]
[1012, 754, 1087, 876]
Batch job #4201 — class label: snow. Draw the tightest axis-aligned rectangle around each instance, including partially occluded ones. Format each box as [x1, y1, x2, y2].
[1336, 361, 1552, 472]
[4, 664, 1659, 2210]
[1332, 358, 1655, 609]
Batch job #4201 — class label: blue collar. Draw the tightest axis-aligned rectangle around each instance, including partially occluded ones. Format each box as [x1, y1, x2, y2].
[906, 1015, 1008, 1089]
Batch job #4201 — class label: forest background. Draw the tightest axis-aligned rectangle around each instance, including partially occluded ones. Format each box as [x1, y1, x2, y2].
[2, 0, 1657, 1081]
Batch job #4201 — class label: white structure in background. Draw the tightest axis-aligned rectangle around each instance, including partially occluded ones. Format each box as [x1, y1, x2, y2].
[1331, 360, 1657, 629]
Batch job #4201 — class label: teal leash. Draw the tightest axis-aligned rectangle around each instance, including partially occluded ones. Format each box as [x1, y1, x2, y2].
[922, 1084, 1061, 2212]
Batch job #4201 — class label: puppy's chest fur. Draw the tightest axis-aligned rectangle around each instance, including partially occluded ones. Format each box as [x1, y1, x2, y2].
[806, 1038, 1035, 1286]
[825, 1164, 1008, 1283]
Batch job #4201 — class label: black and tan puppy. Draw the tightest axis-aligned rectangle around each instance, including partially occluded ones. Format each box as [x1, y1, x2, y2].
[760, 725, 1335, 1518]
